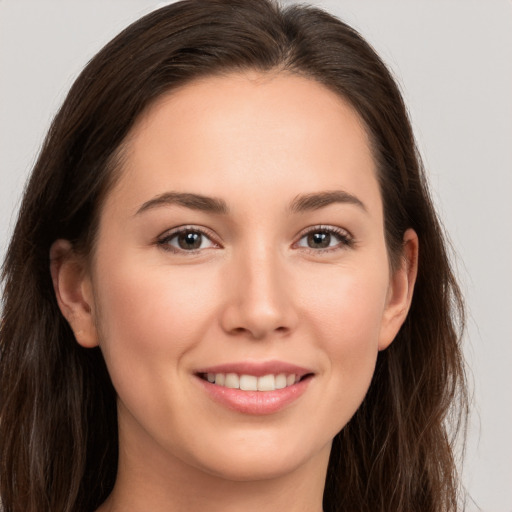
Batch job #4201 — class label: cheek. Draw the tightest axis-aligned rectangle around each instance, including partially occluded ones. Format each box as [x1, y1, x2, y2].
[301, 258, 389, 347]
[299, 261, 389, 417]
[91, 252, 220, 386]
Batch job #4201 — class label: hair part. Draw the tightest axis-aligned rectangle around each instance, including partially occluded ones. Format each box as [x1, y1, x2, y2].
[1, 1, 468, 511]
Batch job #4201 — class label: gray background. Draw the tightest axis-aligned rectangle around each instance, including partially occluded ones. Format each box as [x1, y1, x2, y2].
[1, 1, 511, 510]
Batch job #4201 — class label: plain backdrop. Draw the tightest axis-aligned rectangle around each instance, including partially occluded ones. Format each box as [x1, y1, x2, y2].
[1, 1, 511, 511]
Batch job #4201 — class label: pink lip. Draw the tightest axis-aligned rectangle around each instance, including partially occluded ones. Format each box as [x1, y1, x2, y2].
[194, 360, 314, 415]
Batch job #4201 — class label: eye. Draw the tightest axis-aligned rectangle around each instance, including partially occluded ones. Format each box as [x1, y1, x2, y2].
[296, 226, 353, 251]
[158, 227, 218, 253]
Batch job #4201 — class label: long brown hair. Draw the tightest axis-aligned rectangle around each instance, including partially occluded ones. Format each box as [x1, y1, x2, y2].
[0, 1, 468, 511]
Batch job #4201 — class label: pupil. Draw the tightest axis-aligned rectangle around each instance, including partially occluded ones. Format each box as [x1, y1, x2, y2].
[178, 232, 202, 250]
[308, 232, 330, 248]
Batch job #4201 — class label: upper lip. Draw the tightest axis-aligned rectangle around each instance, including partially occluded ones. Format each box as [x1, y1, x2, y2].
[194, 360, 313, 378]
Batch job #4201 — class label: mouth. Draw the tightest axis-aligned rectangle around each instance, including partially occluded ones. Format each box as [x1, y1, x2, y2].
[194, 362, 314, 415]
[196, 372, 313, 391]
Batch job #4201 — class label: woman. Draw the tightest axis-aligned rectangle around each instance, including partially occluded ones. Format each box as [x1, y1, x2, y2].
[0, 1, 468, 511]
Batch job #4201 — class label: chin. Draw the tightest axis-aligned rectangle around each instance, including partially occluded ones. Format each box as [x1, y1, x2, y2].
[199, 454, 311, 482]
[185, 432, 332, 483]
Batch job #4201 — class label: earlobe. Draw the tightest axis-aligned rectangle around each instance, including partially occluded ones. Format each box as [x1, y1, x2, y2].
[378, 228, 419, 351]
[49, 239, 99, 348]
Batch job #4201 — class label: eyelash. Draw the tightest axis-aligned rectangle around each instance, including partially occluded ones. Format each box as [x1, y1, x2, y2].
[156, 225, 354, 254]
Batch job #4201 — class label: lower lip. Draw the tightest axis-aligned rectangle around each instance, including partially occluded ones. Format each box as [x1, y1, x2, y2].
[196, 376, 311, 415]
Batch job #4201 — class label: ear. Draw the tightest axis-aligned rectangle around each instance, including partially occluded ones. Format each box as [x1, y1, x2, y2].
[378, 228, 419, 351]
[49, 239, 99, 348]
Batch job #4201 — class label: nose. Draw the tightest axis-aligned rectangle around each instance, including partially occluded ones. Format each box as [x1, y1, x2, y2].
[219, 244, 299, 340]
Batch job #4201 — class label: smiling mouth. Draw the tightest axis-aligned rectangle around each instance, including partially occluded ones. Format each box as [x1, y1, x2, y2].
[197, 372, 312, 391]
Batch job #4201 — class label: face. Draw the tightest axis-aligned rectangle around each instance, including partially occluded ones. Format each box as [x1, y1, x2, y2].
[54, 71, 416, 484]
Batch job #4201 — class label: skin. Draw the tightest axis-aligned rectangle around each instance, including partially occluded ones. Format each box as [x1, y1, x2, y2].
[51, 71, 418, 512]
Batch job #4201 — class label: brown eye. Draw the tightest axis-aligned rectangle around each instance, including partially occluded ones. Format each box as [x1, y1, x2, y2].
[307, 231, 331, 249]
[177, 231, 203, 250]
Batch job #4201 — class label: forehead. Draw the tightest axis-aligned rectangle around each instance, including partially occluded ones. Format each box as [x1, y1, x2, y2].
[106, 71, 380, 217]
[130, 70, 372, 158]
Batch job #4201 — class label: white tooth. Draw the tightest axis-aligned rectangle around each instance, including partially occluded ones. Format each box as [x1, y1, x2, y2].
[207, 373, 215, 383]
[257, 374, 276, 391]
[224, 373, 239, 389]
[295, 374, 301, 383]
[275, 373, 287, 389]
[215, 373, 225, 386]
[286, 374, 295, 386]
[240, 374, 258, 391]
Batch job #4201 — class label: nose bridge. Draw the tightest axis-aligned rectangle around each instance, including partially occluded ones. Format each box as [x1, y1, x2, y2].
[221, 236, 297, 339]
[245, 241, 283, 306]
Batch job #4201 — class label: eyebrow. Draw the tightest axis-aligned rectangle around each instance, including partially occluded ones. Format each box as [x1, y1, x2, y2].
[289, 190, 367, 213]
[135, 192, 229, 216]
[135, 189, 366, 217]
